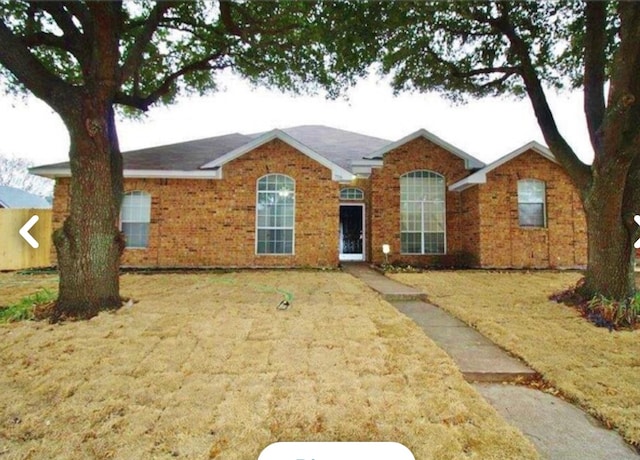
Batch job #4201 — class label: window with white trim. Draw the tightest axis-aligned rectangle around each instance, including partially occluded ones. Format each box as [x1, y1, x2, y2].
[518, 179, 546, 227]
[256, 174, 295, 254]
[340, 187, 364, 200]
[400, 170, 446, 254]
[121, 191, 151, 248]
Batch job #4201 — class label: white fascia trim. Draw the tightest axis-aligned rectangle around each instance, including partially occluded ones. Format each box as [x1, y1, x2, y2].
[449, 140, 557, 192]
[351, 159, 383, 177]
[200, 128, 355, 182]
[29, 168, 221, 180]
[367, 128, 485, 170]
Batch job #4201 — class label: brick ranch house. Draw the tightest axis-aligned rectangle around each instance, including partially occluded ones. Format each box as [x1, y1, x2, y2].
[31, 125, 587, 269]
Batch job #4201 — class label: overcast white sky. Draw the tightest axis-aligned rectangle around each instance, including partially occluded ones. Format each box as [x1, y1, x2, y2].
[0, 71, 594, 167]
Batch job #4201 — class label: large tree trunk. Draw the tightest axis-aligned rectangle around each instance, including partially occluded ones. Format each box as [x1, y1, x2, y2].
[581, 167, 636, 300]
[52, 97, 124, 321]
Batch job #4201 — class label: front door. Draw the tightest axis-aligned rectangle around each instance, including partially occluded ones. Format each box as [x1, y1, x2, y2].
[339, 204, 364, 261]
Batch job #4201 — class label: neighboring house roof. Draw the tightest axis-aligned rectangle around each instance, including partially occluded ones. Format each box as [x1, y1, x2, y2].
[0, 186, 51, 209]
[449, 141, 556, 192]
[366, 128, 485, 170]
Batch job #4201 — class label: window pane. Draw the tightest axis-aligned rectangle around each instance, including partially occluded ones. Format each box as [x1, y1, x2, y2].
[400, 170, 446, 254]
[257, 229, 293, 254]
[257, 175, 295, 254]
[340, 188, 364, 200]
[121, 191, 151, 248]
[518, 180, 545, 204]
[122, 222, 149, 248]
[424, 232, 445, 254]
[401, 232, 422, 254]
[519, 203, 545, 227]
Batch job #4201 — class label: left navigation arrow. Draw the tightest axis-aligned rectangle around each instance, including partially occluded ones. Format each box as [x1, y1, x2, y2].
[19, 215, 40, 249]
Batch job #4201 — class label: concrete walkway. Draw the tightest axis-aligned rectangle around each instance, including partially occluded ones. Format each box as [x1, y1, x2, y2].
[342, 263, 534, 383]
[342, 263, 639, 459]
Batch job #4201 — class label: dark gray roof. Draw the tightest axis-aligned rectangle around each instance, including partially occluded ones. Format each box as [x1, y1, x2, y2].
[31, 125, 391, 174]
[0, 186, 51, 209]
[255, 125, 391, 171]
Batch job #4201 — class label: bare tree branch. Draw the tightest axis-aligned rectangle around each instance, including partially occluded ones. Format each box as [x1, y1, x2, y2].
[0, 154, 53, 196]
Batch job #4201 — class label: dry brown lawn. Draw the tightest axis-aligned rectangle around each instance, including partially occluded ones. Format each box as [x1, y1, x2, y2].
[0, 271, 537, 459]
[390, 270, 640, 448]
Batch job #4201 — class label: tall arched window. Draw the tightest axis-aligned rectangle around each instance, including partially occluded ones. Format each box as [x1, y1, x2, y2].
[121, 191, 151, 248]
[518, 179, 546, 227]
[256, 174, 295, 254]
[400, 170, 446, 254]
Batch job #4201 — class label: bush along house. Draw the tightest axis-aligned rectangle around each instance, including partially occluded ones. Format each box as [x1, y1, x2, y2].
[31, 125, 587, 269]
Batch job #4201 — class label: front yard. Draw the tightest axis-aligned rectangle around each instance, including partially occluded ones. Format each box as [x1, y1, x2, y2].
[390, 270, 640, 448]
[0, 271, 536, 459]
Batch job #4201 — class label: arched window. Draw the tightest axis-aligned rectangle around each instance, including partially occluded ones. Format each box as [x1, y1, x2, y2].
[518, 179, 546, 227]
[121, 191, 151, 248]
[256, 174, 295, 254]
[400, 170, 446, 254]
[340, 187, 364, 200]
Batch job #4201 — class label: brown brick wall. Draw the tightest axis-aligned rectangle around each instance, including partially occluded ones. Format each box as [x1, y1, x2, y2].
[50, 139, 587, 269]
[369, 137, 471, 266]
[459, 186, 481, 267]
[51, 139, 340, 268]
[477, 150, 587, 268]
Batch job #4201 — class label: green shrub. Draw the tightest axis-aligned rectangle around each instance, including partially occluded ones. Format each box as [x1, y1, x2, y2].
[0, 289, 56, 324]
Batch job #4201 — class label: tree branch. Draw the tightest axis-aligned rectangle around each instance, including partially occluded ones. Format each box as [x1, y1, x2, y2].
[0, 20, 77, 113]
[28, 2, 89, 69]
[21, 31, 72, 51]
[36, 2, 83, 42]
[120, 1, 177, 85]
[583, 1, 607, 154]
[115, 51, 228, 111]
[494, 2, 591, 191]
[219, 0, 243, 37]
[453, 65, 520, 78]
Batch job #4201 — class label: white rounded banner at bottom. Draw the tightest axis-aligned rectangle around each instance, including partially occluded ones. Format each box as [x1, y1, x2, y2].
[258, 441, 415, 460]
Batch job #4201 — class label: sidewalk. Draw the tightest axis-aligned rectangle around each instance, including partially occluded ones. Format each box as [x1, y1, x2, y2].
[342, 263, 639, 459]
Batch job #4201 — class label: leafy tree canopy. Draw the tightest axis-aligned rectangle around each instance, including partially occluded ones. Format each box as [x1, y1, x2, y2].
[0, 1, 376, 116]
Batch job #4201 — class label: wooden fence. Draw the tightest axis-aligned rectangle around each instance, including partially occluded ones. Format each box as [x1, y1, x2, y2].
[0, 208, 52, 270]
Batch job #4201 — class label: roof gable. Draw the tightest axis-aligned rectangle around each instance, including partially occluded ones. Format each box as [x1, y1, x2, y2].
[449, 141, 557, 191]
[366, 129, 485, 170]
[200, 129, 355, 181]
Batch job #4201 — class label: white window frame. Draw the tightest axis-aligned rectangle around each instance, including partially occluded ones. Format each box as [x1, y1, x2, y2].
[400, 170, 447, 255]
[120, 190, 151, 249]
[517, 179, 547, 228]
[255, 174, 295, 255]
[339, 187, 364, 201]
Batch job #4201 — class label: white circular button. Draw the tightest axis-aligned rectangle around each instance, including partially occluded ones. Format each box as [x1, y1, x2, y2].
[258, 442, 415, 460]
